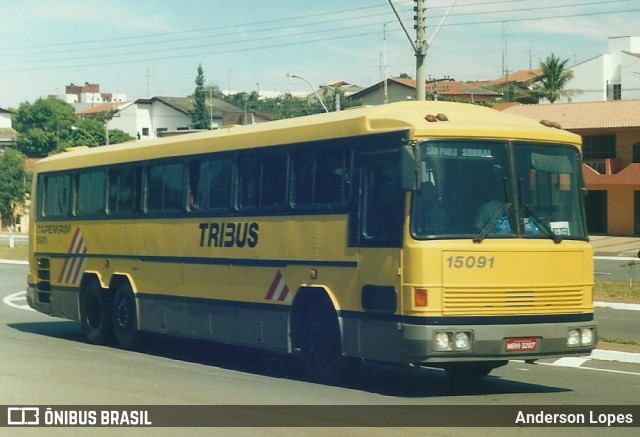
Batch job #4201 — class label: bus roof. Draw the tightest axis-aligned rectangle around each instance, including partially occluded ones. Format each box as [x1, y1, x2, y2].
[34, 101, 581, 173]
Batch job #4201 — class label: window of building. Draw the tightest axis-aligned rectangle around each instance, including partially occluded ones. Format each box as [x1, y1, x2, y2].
[613, 84, 622, 101]
[633, 143, 640, 163]
[582, 135, 616, 160]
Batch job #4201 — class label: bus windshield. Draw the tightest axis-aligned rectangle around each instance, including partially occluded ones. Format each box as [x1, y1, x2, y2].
[410, 140, 587, 241]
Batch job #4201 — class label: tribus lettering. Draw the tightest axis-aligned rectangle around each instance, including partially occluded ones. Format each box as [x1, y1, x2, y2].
[198, 222, 259, 248]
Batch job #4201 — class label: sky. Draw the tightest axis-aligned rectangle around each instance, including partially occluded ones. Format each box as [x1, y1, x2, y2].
[0, 0, 639, 109]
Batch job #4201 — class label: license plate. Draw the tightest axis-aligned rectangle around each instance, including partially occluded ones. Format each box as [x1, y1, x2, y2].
[505, 337, 538, 352]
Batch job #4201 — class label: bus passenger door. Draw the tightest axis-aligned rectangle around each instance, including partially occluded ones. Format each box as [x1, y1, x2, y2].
[351, 151, 404, 363]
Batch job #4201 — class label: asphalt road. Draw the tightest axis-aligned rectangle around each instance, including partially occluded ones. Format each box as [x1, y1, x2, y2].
[2, 263, 640, 436]
[595, 256, 640, 283]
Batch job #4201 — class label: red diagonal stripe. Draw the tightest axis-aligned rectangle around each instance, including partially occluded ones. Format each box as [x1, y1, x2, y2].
[265, 271, 283, 300]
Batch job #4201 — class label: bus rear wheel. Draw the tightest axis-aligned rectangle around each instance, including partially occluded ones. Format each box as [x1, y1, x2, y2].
[112, 283, 140, 350]
[80, 279, 112, 345]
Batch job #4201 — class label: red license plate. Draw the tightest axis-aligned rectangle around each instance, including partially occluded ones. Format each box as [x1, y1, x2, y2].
[505, 337, 538, 352]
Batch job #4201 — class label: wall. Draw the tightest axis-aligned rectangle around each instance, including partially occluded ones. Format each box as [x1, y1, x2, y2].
[0, 111, 11, 129]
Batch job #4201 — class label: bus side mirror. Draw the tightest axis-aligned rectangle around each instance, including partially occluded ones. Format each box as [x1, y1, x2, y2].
[401, 144, 420, 191]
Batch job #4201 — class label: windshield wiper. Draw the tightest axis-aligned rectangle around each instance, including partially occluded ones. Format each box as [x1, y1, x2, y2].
[521, 202, 562, 244]
[473, 202, 511, 243]
[517, 178, 562, 244]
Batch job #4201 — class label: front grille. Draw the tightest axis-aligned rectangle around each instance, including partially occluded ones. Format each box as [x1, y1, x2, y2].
[37, 257, 52, 303]
[442, 287, 584, 316]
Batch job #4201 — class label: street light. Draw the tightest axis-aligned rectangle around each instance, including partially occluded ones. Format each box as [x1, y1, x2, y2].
[71, 126, 101, 147]
[286, 73, 329, 113]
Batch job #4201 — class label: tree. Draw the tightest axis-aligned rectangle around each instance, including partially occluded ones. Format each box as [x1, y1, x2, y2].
[70, 119, 106, 147]
[15, 98, 77, 157]
[0, 148, 27, 235]
[191, 64, 209, 129]
[533, 54, 580, 104]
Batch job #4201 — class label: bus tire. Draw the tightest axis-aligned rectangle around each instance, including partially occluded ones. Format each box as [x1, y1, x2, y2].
[112, 282, 140, 350]
[300, 306, 352, 384]
[80, 279, 113, 345]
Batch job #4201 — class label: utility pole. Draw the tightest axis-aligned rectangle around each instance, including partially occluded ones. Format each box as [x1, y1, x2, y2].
[414, 0, 427, 101]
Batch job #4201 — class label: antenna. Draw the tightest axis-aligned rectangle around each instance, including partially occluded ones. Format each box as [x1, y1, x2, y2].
[501, 23, 510, 78]
[382, 22, 389, 104]
[144, 67, 153, 98]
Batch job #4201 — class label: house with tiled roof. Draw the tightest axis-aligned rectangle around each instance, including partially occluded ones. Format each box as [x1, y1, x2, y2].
[77, 96, 270, 140]
[474, 69, 542, 104]
[501, 100, 640, 236]
[348, 78, 500, 105]
[476, 69, 543, 88]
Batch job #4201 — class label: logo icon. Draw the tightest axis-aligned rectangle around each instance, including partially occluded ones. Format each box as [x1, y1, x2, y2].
[7, 407, 40, 425]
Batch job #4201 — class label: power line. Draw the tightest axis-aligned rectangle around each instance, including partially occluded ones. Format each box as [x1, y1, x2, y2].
[4, 0, 632, 58]
[0, 1, 636, 73]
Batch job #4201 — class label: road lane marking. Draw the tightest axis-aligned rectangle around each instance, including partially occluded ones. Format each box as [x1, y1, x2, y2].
[2, 291, 35, 311]
[549, 357, 591, 367]
[594, 256, 639, 261]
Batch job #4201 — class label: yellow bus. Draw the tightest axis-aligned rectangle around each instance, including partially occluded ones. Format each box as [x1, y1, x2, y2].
[27, 101, 597, 382]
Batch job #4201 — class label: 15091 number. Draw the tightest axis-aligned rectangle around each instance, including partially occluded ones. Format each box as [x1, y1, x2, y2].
[446, 255, 495, 269]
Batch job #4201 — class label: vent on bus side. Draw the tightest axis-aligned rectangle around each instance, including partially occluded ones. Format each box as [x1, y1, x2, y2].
[37, 257, 52, 303]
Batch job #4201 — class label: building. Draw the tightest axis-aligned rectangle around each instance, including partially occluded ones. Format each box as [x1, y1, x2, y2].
[78, 96, 270, 141]
[502, 100, 640, 236]
[348, 78, 501, 105]
[559, 36, 640, 103]
[0, 108, 16, 149]
[57, 82, 127, 110]
[474, 69, 542, 104]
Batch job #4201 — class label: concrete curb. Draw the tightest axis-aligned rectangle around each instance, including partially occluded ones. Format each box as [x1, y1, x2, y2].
[0, 259, 28, 265]
[590, 349, 640, 364]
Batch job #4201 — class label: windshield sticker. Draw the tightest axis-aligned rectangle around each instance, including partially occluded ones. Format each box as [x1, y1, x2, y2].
[550, 221, 570, 236]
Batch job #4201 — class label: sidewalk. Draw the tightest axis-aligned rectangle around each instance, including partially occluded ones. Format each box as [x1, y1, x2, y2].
[589, 235, 640, 258]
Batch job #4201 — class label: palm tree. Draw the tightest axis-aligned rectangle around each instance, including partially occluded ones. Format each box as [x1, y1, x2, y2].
[533, 54, 581, 103]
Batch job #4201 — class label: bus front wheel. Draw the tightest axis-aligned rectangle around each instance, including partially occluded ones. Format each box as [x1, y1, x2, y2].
[80, 279, 112, 345]
[112, 282, 140, 350]
[300, 307, 354, 384]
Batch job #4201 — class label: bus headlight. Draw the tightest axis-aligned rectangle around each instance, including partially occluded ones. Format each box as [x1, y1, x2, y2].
[435, 332, 450, 350]
[567, 327, 595, 347]
[581, 328, 594, 346]
[433, 330, 473, 351]
[567, 329, 581, 347]
[454, 331, 470, 350]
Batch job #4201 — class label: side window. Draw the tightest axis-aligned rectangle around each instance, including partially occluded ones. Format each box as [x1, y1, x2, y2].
[190, 157, 232, 211]
[76, 170, 106, 216]
[108, 166, 141, 214]
[292, 148, 347, 207]
[43, 174, 72, 217]
[146, 162, 185, 212]
[361, 161, 403, 245]
[238, 152, 287, 210]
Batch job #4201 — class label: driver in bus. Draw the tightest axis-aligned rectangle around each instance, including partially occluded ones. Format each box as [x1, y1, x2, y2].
[473, 181, 511, 234]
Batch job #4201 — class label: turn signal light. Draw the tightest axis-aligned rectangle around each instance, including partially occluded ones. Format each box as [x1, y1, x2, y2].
[414, 289, 428, 307]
